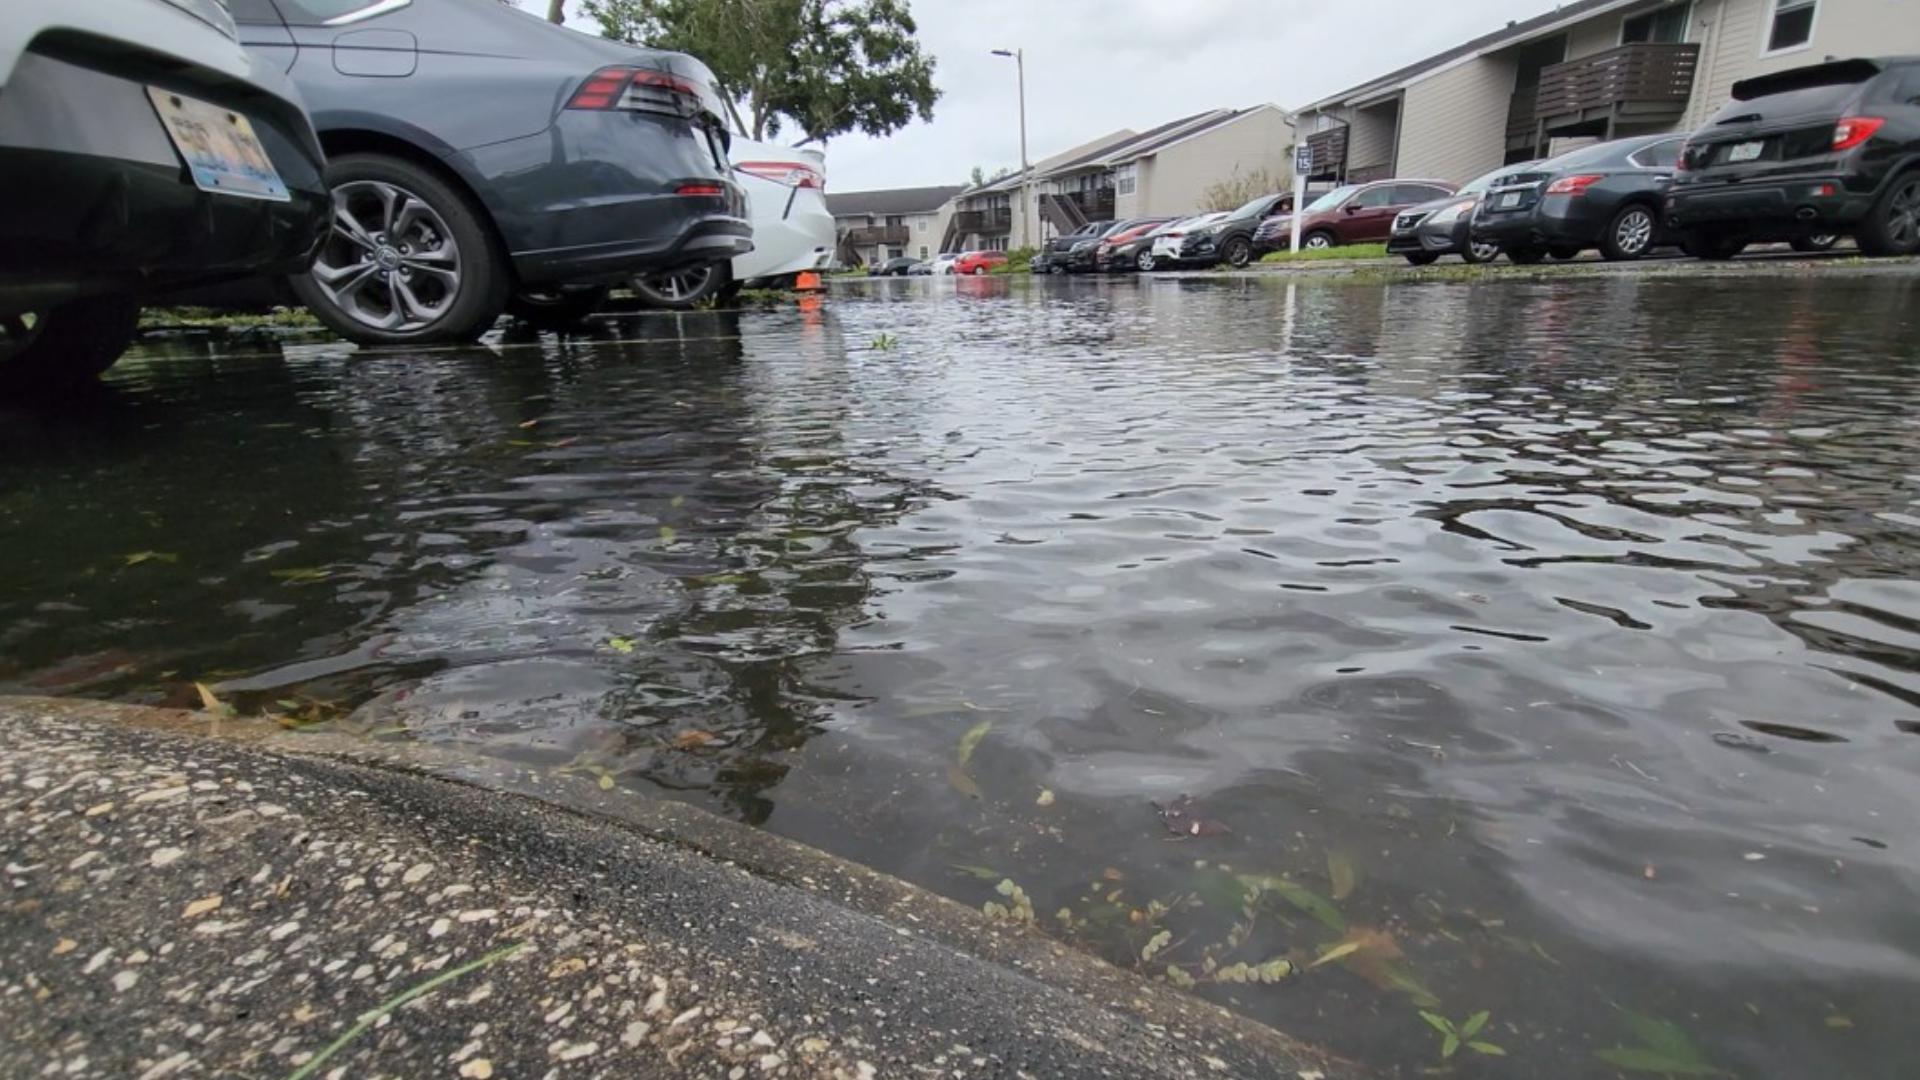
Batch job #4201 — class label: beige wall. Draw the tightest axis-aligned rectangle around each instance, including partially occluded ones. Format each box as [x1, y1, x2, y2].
[1348, 101, 1399, 172]
[1688, 0, 1920, 127]
[1129, 108, 1296, 217]
[1396, 53, 1520, 184]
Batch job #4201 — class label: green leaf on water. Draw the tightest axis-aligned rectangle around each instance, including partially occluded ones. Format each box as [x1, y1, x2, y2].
[1191, 866, 1252, 912]
[956, 719, 993, 766]
[1441, 1033, 1460, 1059]
[123, 551, 178, 567]
[1239, 874, 1346, 934]
[945, 762, 982, 798]
[1593, 1011, 1730, 1076]
[950, 864, 1002, 881]
[1140, 929, 1172, 962]
[658, 525, 677, 544]
[1461, 1010, 1490, 1038]
[1311, 941, 1362, 968]
[1420, 1011, 1455, 1037]
[1469, 1041, 1506, 1056]
[605, 637, 636, 654]
[1382, 963, 1442, 1007]
[1165, 964, 1196, 989]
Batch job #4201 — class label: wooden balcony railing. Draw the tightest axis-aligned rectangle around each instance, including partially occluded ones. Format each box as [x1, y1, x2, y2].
[1065, 188, 1115, 221]
[955, 208, 1013, 233]
[1304, 127, 1348, 177]
[1531, 42, 1699, 129]
[844, 225, 909, 246]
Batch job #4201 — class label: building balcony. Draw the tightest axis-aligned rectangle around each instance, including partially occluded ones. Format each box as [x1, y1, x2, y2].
[1515, 42, 1700, 140]
[955, 208, 1013, 233]
[843, 225, 909, 246]
[1304, 127, 1348, 178]
[1064, 188, 1115, 221]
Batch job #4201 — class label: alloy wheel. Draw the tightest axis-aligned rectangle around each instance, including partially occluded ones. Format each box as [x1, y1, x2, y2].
[1468, 241, 1500, 262]
[1137, 251, 1155, 271]
[1615, 208, 1654, 255]
[1304, 233, 1332, 250]
[311, 180, 462, 334]
[638, 265, 714, 302]
[1890, 180, 1919, 249]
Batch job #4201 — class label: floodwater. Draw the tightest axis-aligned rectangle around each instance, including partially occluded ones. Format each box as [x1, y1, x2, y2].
[6, 272, 1920, 1078]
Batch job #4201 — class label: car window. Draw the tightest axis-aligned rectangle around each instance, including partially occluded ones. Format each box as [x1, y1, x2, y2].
[1897, 67, 1920, 104]
[273, 0, 408, 26]
[1389, 184, 1444, 204]
[1350, 186, 1397, 209]
[1304, 185, 1358, 212]
[1629, 139, 1685, 168]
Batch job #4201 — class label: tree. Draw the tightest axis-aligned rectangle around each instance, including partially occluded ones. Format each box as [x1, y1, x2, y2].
[967, 164, 1012, 188]
[1200, 165, 1281, 213]
[584, 0, 939, 145]
[548, 0, 566, 21]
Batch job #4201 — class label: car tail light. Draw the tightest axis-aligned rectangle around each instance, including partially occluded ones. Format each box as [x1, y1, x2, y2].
[734, 160, 824, 189]
[1832, 116, 1885, 152]
[1545, 174, 1604, 196]
[568, 65, 703, 116]
[675, 184, 725, 197]
[1675, 141, 1695, 171]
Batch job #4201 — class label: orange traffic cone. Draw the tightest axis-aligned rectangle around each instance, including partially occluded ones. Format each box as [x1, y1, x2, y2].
[794, 271, 824, 292]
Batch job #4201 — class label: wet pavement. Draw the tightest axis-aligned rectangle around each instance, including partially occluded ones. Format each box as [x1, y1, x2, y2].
[5, 270, 1920, 1077]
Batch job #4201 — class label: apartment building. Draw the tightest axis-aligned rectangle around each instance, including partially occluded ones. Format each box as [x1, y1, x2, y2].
[825, 185, 964, 267]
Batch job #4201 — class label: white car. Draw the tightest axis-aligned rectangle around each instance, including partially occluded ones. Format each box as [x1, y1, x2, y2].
[930, 252, 962, 275]
[628, 136, 835, 309]
[1145, 212, 1231, 270]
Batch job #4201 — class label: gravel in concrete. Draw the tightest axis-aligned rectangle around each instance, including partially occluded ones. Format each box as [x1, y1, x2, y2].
[1, 698, 1347, 1079]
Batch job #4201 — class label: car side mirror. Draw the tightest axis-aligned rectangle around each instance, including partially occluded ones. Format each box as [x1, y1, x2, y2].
[1344, 204, 1361, 214]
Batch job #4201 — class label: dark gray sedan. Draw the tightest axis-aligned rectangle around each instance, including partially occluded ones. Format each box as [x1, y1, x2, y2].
[227, 0, 750, 343]
[1387, 161, 1541, 265]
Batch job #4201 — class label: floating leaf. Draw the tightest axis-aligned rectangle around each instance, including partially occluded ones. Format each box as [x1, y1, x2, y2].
[1239, 874, 1346, 934]
[1141, 930, 1172, 963]
[950, 864, 1002, 881]
[671, 730, 718, 750]
[193, 682, 235, 719]
[1312, 941, 1362, 968]
[1165, 965, 1196, 989]
[945, 762, 982, 798]
[1420, 1011, 1454, 1037]
[1380, 964, 1442, 1007]
[1593, 1011, 1730, 1076]
[123, 551, 178, 567]
[1469, 1041, 1506, 1056]
[1152, 794, 1231, 838]
[658, 525, 677, 544]
[956, 719, 993, 766]
[1442, 1033, 1460, 1059]
[1461, 1010, 1490, 1038]
[1327, 851, 1357, 900]
[605, 637, 636, 654]
[597, 773, 615, 790]
[1191, 866, 1252, 913]
[1035, 788, 1055, 807]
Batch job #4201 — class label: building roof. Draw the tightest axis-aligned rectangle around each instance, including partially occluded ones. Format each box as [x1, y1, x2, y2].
[1037, 109, 1230, 178]
[1298, 0, 1639, 112]
[1097, 105, 1291, 167]
[824, 185, 966, 218]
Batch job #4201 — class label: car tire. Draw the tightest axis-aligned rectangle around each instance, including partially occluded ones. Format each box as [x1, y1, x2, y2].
[1549, 246, 1582, 261]
[1303, 231, 1335, 251]
[972, 266, 988, 276]
[1222, 236, 1253, 268]
[632, 262, 724, 309]
[1505, 247, 1546, 265]
[506, 286, 610, 330]
[1854, 171, 1919, 257]
[1403, 252, 1439, 266]
[1680, 230, 1747, 261]
[1599, 203, 1657, 261]
[290, 152, 508, 346]
[0, 294, 141, 390]
[1462, 240, 1501, 264]
[1136, 250, 1156, 272]
[1790, 234, 1839, 253]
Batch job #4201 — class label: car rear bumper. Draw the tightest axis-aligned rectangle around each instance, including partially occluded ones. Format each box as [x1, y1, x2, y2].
[1472, 198, 1602, 249]
[1387, 218, 1469, 255]
[474, 111, 752, 287]
[733, 184, 835, 282]
[1666, 174, 1873, 235]
[0, 48, 327, 313]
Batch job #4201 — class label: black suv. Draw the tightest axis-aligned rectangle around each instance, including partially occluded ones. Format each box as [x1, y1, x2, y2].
[1178, 193, 1295, 268]
[1668, 57, 1920, 259]
[1034, 220, 1111, 275]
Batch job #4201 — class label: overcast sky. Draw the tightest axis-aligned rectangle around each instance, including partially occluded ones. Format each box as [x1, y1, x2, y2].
[529, 0, 1558, 193]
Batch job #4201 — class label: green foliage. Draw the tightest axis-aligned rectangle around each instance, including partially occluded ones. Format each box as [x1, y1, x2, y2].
[982, 877, 1036, 924]
[987, 246, 1036, 275]
[1419, 1009, 1505, 1061]
[1593, 1011, 1730, 1076]
[1237, 873, 1346, 933]
[584, 0, 939, 144]
[869, 332, 899, 350]
[1258, 242, 1391, 263]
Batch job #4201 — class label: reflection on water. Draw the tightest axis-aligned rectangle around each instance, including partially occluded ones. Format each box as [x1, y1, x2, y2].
[5, 273, 1920, 1077]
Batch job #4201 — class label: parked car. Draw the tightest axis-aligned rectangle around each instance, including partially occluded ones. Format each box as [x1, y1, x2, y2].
[1062, 220, 1154, 272]
[1254, 179, 1455, 256]
[1143, 212, 1231, 270]
[1472, 133, 1688, 262]
[953, 250, 1008, 275]
[1178, 193, 1297, 268]
[1388, 163, 1540, 265]
[868, 256, 919, 276]
[1096, 218, 1178, 272]
[719, 139, 834, 292]
[931, 252, 963, 275]
[1668, 56, 1920, 260]
[906, 260, 933, 276]
[219, 0, 748, 343]
[1035, 220, 1112, 274]
[1, 0, 328, 387]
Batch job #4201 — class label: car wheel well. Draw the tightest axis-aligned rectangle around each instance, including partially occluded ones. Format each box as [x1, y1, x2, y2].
[315, 129, 512, 280]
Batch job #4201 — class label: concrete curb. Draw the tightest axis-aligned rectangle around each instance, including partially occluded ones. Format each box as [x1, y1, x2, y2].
[1, 696, 1350, 1079]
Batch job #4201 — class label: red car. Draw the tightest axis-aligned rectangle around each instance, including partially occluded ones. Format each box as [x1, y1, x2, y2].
[953, 250, 1008, 275]
[1253, 178, 1456, 254]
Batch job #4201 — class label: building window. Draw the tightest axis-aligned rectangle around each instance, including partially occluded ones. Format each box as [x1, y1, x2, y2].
[888, 247, 903, 260]
[1764, 0, 1816, 54]
[918, 219, 927, 232]
[1114, 163, 1137, 196]
[918, 245, 928, 259]
[1621, 3, 1689, 45]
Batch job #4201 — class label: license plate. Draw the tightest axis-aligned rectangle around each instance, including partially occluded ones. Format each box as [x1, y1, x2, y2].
[1726, 140, 1765, 163]
[1495, 191, 1522, 210]
[146, 87, 290, 202]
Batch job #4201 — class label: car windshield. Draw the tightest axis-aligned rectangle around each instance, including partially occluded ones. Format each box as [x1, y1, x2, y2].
[1227, 195, 1278, 220]
[1304, 186, 1359, 213]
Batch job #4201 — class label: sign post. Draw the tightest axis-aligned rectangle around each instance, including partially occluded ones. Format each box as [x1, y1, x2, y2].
[1291, 143, 1311, 255]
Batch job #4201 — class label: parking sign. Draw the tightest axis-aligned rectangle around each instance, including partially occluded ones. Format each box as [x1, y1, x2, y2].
[1294, 144, 1313, 174]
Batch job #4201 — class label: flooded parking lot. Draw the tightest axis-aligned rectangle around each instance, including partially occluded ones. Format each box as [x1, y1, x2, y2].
[5, 271, 1920, 1077]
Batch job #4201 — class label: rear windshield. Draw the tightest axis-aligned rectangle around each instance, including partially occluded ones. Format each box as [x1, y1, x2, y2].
[1733, 59, 1879, 101]
[1542, 139, 1637, 170]
[1713, 84, 1860, 123]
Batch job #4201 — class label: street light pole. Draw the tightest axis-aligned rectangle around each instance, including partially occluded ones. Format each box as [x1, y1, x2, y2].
[992, 48, 1030, 250]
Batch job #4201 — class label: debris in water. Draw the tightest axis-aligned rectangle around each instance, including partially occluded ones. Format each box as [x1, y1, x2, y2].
[1152, 794, 1230, 838]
